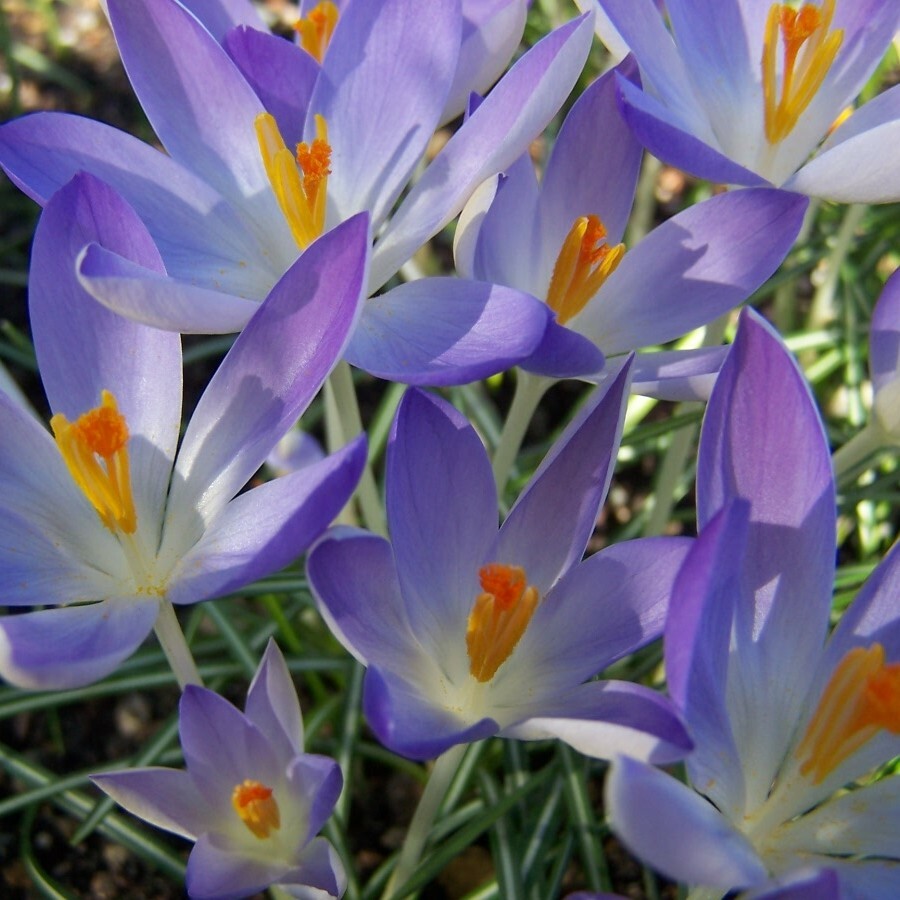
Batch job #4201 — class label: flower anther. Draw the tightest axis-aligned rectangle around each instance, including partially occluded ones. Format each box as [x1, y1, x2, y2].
[761, 0, 844, 144]
[232, 779, 281, 839]
[466, 564, 539, 682]
[294, 1, 339, 63]
[546, 215, 624, 325]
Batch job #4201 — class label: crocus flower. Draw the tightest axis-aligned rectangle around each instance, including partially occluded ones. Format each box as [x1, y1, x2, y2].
[0, 0, 593, 385]
[0, 173, 367, 690]
[581, 0, 900, 201]
[93, 640, 346, 900]
[307, 366, 693, 761]
[605, 310, 900, 897]
[455, 63, 808, 396]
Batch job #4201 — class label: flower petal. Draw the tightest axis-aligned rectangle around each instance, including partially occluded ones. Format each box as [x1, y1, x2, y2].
[345, 278, 551, 386]
[0, 599, 160, 690]
[606, 755, 768, 889]
[503, 680, 692, 764]
[166, 439, 366, 605]
[177, 0, 265, 42]
[91, 767, 206, 841]
[169, 215, 367, 530]
[870, 268, 900, 393]
[245, 640, 305, 758]
[518, 320, 606, 379]
[576, 188, 806, 355]
[495, 361, 632, 593]
[187, 832, 291, 900]
[286, 755, 342, 842]
[284, 836, 346, 899]
[627, 346, 728, 401]
[370, 13, 593, 290]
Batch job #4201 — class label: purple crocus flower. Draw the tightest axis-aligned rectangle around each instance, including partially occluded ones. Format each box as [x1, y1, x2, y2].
[455, 63, 808, 396]
[93, 640, 346, 900]
[0, 0, 593, 385]
[0, 173, 366, 690]
[582, 0, 900, 201]
[606, 310, 900, 897]
[307, 365, 693, 761]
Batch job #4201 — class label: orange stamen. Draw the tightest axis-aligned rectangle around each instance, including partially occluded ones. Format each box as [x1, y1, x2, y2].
[761, 0, 844, 144]
[796, 643, 900, 784]
[546, 215, 625, 325]
[232, 779, 281, 839]
[466, 564, 539, 682]
[294, 1, 339, 64]
[255, 112, 332, 250]
[51, 390, 137, 534]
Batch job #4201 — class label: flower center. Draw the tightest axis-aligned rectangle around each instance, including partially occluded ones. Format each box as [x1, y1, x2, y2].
[761, 0, 843, 144]
[51, 390, 137, 535]
[546, 215, 625, 325]
[466, 564, 539, 683]
[232, 779, 281, 839]
[795, 643, 900, 784]
[294, 1, 339, 63]
[256, 112, 332, 250]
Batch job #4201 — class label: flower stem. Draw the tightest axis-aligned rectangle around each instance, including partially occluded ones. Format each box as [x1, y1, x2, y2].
[832, 422, 884, 484]
[808, 203, 866, 330]
[492, 369, 552, 493]
[382, 742, 467, 900]
[324, 360, 387, 536]
[154, 600, 203, 689]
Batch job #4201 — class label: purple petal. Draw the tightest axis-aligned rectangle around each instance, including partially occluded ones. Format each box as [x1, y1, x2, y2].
[628, 346, 728, 401]
[224, 26, 318, 149]
[177, 0, 265, 42]
[385, 389, 496, 660]
[345, 278, 550, 386]
[91, 767, 206, 840]
[539, 62, 642, 250]
[495, 362, 632, 592]
[785, 85, 900, 203]
[0, 599, 160, 690]
[286, 755, 342, 841]
[370, 13, 593, 290]
[106, 0, 270, 210]
[664, 503, 748, 821]
[870, 268, 900, 392]
[245, 640, 305, 758]
[309, 0, 460, 228]
[78, 243, 259, 334]
[307, 527, 420, 670]
[30, 174, 182, 542]
[187, 832, 291, 900]
[166, 439, 366, 605]
[363, 665, 498, 760]
[577, 188, 806, 355]
[606, 755, 768, 889]
[503, 680, 692, 764]
[516, 536, 692, 693]
[170, 215, 367, 527]
[698, 310, 835, 808]
[285, 837, 346, 898]
[0, 113, 278, 294]
[742, 869, 841, 900]
[615, 74, 767, 187]
[266, 428, 325, 477]
[518, 320, 606, 379]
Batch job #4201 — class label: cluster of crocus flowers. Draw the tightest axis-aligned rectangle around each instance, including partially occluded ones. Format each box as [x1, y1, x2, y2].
[605, 311, 900, 896]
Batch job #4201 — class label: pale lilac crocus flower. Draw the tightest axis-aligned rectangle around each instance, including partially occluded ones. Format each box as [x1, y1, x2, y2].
[94, 641, 346, 900]
[606, 310, 900, 897]
[0, 174, 367, 690]
[455, 62, 808, 397]
[308, 365, 693, 762]
[0, 0, 593, 385]
[581, 0, 900, 201]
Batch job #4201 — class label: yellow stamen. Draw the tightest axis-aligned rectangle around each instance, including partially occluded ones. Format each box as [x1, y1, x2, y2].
[232, 779, 281, 839]
[546, 215, 625, 325]
[51, 390, 137, 534]
[796, 643, 900, 784]
[294, 1, 339, 64]
[255, 112, 331, 250]
[761, 0, 844, 144]
[466, 564, 539, 682]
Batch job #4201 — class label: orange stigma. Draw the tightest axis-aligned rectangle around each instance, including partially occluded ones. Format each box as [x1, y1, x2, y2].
[232, 779, 281, 839]
[256, 112, 332, 250]
[796, 643, 900, 784]
[51, 390, 137, 534]
[761, 0, 843, 144]
[466, 564, 539, 682]
[294, 1, 339, 63]
[546, 215, 625, 325]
